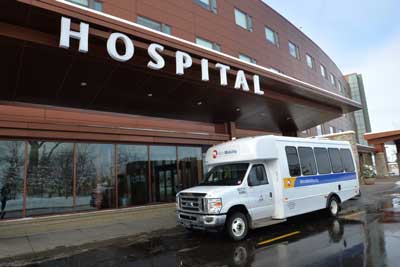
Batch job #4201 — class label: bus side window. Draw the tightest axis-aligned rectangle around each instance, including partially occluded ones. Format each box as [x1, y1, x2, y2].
[340, 149, 355, 172]
[298, 147, 317, 176]
[328, 148, 344, 173]
[285, 146, 301, 177]
[314, 147, 332, 174]
[248, 165, 268, 186]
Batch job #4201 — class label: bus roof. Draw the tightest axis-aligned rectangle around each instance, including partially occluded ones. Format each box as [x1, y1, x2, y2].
[205, 135, 351, 166]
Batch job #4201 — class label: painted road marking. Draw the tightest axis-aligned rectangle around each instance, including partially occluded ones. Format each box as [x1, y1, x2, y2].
[340, 210, 366, 219]
[257, 231, 301, 246]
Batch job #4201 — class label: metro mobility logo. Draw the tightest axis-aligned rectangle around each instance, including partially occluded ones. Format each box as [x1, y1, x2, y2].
[212, 149, 238, 159]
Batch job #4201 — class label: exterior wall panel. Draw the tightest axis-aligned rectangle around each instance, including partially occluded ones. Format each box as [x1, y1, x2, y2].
[96, 0, 349, 95]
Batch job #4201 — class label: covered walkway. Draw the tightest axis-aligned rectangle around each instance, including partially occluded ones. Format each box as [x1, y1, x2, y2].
[364, 130, 400, 176]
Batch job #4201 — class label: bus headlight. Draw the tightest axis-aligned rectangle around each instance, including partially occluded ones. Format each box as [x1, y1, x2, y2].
[207, 198, 222, 214]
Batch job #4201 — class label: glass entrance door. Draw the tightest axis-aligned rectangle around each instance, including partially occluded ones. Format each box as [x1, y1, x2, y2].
[117, 145, 149, 207]
[150, 146, 177, 203]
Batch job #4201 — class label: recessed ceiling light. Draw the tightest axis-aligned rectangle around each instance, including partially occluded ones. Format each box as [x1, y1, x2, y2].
[80, 82, 87, 87]
[196, 101, 203, 106]
[236, 107, 241, 112]
[147, 93, 153, 97]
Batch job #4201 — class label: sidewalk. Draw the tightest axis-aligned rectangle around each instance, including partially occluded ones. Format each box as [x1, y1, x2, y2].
[0, 203, 176, 261]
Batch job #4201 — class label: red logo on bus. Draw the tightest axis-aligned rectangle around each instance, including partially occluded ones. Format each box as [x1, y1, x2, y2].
[212, 150, 218, 159]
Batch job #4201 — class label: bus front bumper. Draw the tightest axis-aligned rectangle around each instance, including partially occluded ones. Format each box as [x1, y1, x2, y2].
[177, 211, 226, 231]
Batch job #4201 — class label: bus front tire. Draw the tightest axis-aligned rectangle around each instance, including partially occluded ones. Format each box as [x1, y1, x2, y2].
[226, 212, 249, 241]
[327, 196, 340, 217]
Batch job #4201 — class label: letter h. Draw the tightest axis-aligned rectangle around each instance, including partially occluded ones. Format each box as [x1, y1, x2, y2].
[59, 17, 89, 53]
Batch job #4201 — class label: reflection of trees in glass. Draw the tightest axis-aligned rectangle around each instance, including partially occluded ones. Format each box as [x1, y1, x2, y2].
[76, 144, 96, 196]
[0, 141, 24, 200]
[117, 145, 148, 206]
[76, 144, 115, 210]
[27, 142, 73, 198]
[0, 141, 24, 219]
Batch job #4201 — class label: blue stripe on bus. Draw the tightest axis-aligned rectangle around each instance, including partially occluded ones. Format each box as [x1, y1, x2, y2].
[294, 172, 357, 187]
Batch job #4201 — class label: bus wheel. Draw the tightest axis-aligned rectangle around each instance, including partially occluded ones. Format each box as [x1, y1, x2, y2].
[327, 196, 340, 217]
[227, 212, 248, 241]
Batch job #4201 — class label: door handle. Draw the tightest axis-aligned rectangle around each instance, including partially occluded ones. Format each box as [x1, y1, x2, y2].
[269, 192, 273, 198]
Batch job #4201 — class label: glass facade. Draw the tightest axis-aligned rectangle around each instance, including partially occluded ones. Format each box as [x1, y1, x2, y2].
[0, 139, 205, 219]
[26, 142, 74, 216]
[0, 141, 25, 219]
[150, 146, 177, 203]
[347, 73, 372, 145]
[117, 145, 149, 207]
[76, 143, 116, 211]
[178, 147, 203, 189]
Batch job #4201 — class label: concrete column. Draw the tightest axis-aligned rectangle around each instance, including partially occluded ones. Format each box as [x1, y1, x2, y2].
[375, 152, 388, 177]
[396, 141, 400, 175]
[397, 154, 400, 175]
[374, 144, 388, 177]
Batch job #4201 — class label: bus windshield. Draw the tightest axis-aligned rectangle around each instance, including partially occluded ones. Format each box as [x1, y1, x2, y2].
[200, 163, 249, 186]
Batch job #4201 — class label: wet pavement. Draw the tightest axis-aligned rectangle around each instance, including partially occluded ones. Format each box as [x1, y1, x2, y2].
[2, 189, 400, 267]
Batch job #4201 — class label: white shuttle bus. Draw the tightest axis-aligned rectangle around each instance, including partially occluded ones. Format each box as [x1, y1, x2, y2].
[176, 135, 360, 241]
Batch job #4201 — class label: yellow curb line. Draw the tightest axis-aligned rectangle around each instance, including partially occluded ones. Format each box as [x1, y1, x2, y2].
[257, 231, 301, 246]
[339, 210, 366, 219]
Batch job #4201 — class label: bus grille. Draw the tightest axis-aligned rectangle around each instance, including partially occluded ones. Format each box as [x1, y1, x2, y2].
[179, 193, 206, 213]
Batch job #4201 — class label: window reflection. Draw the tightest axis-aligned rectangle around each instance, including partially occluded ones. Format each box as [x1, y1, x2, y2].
[76, 144, 115, 211]
[1, 139, 206, 217]
[117, 145, 148, 207]
[0, 141, 25, 219]
[178, 147, 203, 190]
[26, 142, 74, 216]
[150, 146, 177, 202]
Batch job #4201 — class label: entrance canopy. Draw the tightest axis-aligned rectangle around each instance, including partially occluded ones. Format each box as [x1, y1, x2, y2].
[364, 130, 400, 155]
[0, 0, 361, 133]
[364, 130, 400, 146]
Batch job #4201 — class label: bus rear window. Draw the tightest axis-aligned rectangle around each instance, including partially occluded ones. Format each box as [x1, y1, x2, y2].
[285, 146, 301, 177]
[340, 149, 355, 172]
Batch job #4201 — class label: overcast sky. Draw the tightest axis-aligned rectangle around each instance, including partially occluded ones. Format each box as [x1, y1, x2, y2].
[263, 0, 400, 133]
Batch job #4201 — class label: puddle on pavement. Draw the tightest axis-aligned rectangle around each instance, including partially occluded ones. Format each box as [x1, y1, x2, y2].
[393, 198, 400, 208]
[380, 196, 400, 223]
